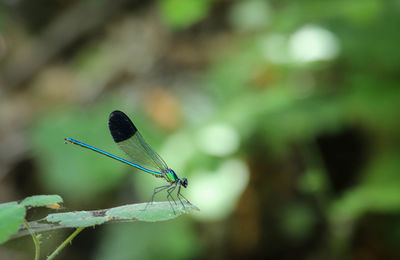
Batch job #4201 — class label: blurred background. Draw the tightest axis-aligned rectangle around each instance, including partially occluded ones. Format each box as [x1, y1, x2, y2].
[0, 0, 400, 259]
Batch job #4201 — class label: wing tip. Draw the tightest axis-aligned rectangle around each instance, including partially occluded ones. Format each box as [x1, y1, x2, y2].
[109, 110, 137, 143]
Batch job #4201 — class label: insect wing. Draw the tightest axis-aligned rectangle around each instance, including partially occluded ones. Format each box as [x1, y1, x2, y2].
[116, 132, 169, 173]
[109, 110, 169, 174]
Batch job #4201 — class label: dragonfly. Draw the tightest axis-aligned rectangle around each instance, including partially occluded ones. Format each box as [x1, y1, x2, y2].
[64, 110, 189, 212]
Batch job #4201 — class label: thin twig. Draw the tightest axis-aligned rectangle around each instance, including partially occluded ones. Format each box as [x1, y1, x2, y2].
[23, 219, 40, 260]
[47, 227, 85, 260]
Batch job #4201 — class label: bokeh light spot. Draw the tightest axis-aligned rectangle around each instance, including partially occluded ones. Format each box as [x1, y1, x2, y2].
[289, 24, 340, 62]
[197, 124, 240, 156]
[189, 159, 249, 221]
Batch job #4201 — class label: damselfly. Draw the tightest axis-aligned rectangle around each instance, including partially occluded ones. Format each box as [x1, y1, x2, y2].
[64, 110, 188, 212]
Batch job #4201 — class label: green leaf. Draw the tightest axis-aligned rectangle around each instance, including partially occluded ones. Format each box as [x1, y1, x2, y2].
[46, 211, 110, 228]
[21, 195, 63, 207]
[106, 201, 198, 222]
[46, 202, 199, 228]
[0, 202, 26, 244]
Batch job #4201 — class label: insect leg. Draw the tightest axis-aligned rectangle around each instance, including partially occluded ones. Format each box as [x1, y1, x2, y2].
[166, 184, 178, 205]
[177, 184, 190, 208]
[143, 184, 171, 211]
[165, 184, 178, 214]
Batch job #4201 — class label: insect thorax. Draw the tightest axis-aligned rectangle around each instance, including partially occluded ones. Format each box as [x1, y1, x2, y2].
[162, 169, 179, 183]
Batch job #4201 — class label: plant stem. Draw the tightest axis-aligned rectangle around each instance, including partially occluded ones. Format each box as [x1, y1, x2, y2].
[47, 227, 85, 260]
[23, 219, 40, 260]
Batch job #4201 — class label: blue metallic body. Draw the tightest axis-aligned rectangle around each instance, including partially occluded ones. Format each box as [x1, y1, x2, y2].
[65, 137, 162, 176]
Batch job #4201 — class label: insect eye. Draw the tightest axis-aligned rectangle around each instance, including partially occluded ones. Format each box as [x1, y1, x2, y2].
[182, 178, 188, 187]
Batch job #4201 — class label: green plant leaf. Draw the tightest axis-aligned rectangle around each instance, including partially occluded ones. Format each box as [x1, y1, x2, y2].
[106, 201, 198, 222]
[46, 211, 110, 227]
[0, 202, 26, 244]
[20, 195, 63, 207]
[46, 201, 198, 228]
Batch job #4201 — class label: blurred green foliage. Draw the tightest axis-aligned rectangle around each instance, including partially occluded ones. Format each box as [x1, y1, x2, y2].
[95, 219, 200, 260]
[159, 0, 212, 29]
[30, 105, 126, 202]
[1, 0, 400, 259]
